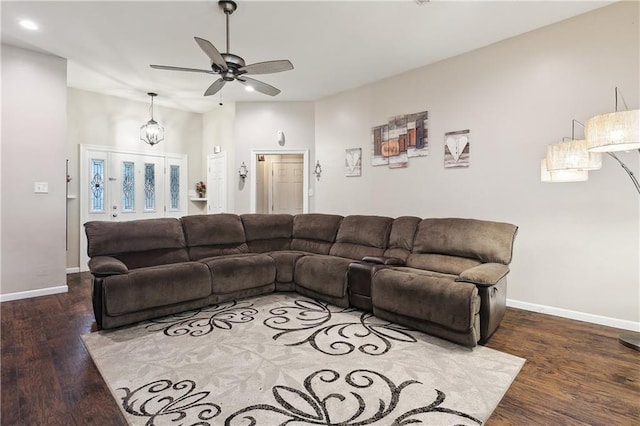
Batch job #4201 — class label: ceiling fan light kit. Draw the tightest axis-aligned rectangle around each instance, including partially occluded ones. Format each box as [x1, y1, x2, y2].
[150, 0, 293, 97]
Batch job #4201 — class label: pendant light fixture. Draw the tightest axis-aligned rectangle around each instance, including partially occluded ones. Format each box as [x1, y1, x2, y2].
[140, 92, 164, 146]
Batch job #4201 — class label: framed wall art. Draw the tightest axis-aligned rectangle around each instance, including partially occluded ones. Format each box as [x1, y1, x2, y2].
[444, 129, 470, 168]
[371, 110, 428, 169]
[345, 148, 362, 177]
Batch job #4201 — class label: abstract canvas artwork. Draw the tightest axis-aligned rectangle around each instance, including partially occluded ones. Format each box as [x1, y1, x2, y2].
[444, 130, 470, 168]
[372, 111, 428, 168]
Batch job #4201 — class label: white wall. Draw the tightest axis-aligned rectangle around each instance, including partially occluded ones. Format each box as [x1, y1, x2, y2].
[202, 103, 236, 212]
[1, 45, 68, 298]
[314, 2, 639, 325]
[233, 102, 315, 213]
[66, 88, 204, 269]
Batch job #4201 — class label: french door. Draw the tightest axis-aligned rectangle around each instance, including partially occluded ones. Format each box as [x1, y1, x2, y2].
[79, 145, 187, 271]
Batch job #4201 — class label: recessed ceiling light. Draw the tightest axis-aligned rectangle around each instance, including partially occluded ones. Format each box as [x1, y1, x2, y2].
[19, 19, 39, 31]
[245, 86, 254, 92]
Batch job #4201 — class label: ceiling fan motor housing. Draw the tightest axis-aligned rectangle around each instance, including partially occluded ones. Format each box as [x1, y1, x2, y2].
[215, 53, 246, 80]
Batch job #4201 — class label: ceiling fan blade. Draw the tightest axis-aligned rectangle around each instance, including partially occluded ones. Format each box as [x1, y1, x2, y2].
[238, 77, 281, 96]
[204, 78, 226, 96]
[194, 37, 228, 71]
[239, 60, 294, 75]
[150, 64, 215, 74]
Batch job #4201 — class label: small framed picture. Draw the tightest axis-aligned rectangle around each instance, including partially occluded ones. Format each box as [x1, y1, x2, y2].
[345, 148, 362, 177]
[444, 130, 470, 168]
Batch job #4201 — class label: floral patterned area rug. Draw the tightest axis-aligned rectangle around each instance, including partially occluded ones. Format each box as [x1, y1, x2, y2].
[82, 293, 525, 425]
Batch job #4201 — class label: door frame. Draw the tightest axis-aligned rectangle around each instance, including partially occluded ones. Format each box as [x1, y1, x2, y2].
[250, 149, 309, 214]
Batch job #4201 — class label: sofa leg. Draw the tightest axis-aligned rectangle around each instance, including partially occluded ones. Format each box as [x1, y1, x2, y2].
[477, 278, 507, 344]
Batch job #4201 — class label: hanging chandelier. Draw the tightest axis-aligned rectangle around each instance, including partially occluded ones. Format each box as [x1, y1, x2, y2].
[140, 92, 164, 146]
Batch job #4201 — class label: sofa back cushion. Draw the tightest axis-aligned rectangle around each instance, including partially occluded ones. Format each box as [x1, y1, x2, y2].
[84, 218, 189, 269]
[329, 215, 393, 260]
[383, 216, 421, 262]
[181, 214, 249, 260]
[291, 214, 343, 254]
[408, 218, 518, 273]
[241, 214, 293, 253]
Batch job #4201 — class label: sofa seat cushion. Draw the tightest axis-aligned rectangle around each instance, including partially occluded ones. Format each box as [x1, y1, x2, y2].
[267, 251, 308, 283]
[201, 254, 276, 294]
[405, 253, 481, 276]
[103, 262, 211, 316]
[372, 268, 479, 333]
[294, 254, 352, 298]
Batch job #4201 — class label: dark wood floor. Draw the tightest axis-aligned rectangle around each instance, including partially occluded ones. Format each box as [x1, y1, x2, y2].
[1, 273, 638, 425]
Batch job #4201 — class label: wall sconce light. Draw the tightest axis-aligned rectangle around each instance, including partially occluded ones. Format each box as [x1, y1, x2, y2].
[313, 160, 322, 181]
[238, 162, 248, 181]
[140, 92, 164, 146]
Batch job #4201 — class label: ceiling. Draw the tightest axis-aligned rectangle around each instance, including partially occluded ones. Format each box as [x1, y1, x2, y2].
[2, 0, 612, 113]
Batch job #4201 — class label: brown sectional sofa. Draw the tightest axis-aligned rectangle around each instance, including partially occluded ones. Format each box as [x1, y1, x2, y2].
[84, 213, 518, 347]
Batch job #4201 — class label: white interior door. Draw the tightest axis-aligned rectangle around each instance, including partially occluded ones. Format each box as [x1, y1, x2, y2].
[80, 145, 187, 271]
[270, 161, 304, 214]
[207, 152, 227, 214]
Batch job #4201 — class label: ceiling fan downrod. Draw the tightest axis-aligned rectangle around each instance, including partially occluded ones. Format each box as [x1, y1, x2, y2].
[219, 0, 237, 54]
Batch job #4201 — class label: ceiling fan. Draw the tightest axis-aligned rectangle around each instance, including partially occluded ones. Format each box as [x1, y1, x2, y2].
[150, 0, 293, 97]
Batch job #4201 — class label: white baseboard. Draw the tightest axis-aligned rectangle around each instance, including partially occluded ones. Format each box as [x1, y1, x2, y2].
[66, 267, 80, 274]
[507, 298, 640, 332]
[0, 285, 68, 302]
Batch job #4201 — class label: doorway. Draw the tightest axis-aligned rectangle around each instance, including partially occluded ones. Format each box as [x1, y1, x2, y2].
[250, 149, 309, 214]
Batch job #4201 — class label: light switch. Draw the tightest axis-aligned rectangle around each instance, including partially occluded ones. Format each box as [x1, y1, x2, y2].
[34, 182, 48, 193]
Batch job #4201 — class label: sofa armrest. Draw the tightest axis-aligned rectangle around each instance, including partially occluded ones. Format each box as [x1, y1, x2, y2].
[456, 263, 509, 287]
[362, 256, 405, 266]
[88, 256, 128, 276]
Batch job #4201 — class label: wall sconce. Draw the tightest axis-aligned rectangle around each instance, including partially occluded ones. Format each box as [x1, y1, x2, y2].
[238, 162, 248, 181]
[313, 160, 322, 181]
[140, 92, 164, 146]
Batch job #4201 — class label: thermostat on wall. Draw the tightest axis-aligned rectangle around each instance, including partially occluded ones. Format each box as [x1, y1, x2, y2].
[277, 130, 285, 146]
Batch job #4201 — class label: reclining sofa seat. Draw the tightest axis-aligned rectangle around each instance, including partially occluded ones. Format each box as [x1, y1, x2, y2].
[241, 213, 301, 291]
[180, 214, 276, 303]
[85, 218, 212, 329]
[372, 218, 518, 346]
